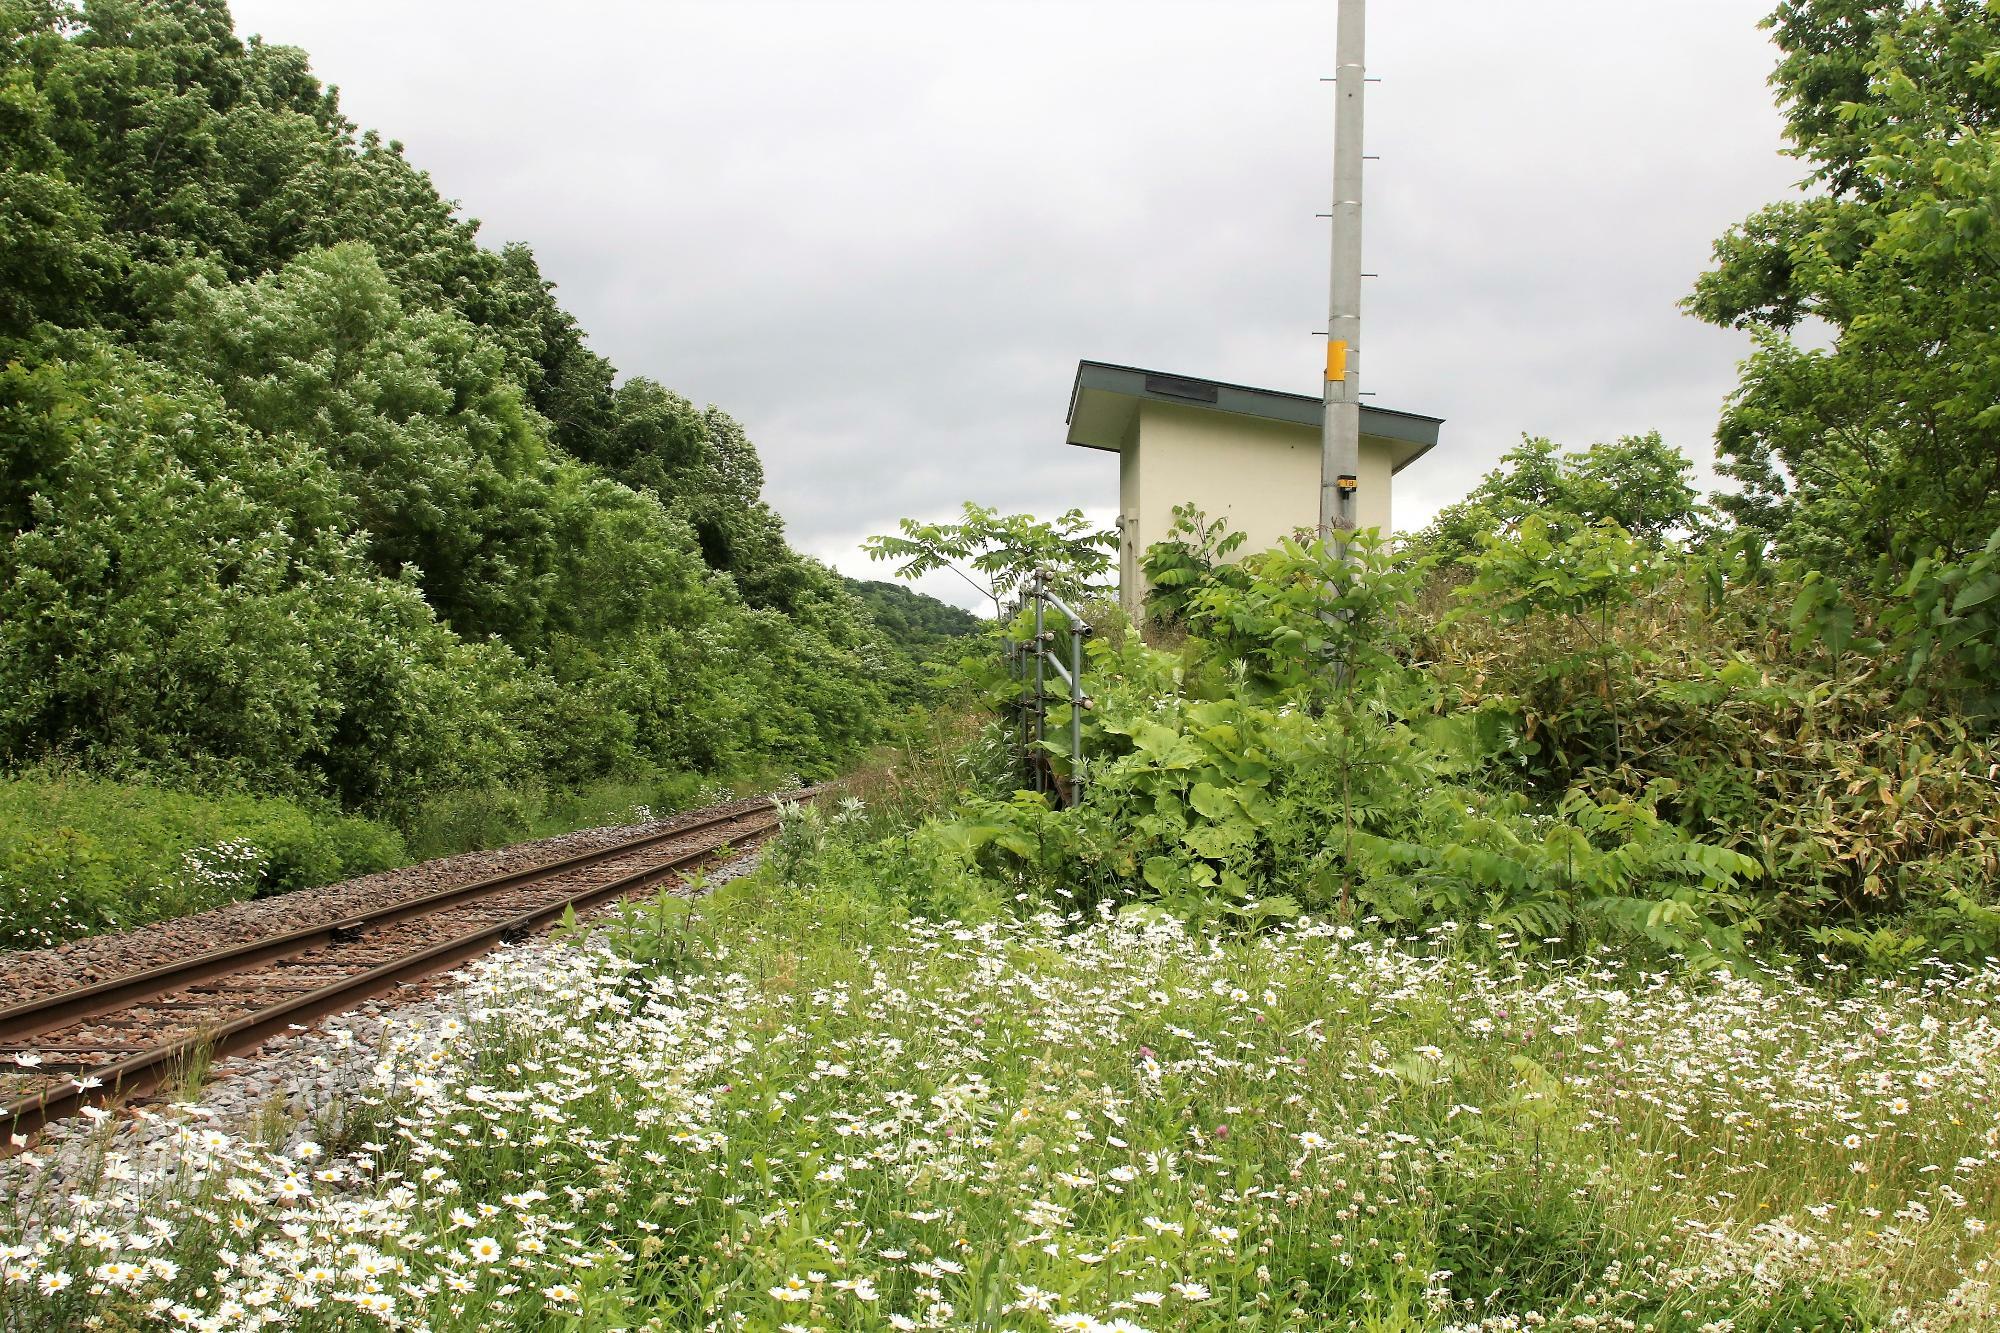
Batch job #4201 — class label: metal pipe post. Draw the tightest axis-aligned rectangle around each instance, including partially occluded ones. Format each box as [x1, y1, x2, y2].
[1067, 620, 1084, 794]
[1006, 603, 1030, 787]
[1031, 573, 1047, 794]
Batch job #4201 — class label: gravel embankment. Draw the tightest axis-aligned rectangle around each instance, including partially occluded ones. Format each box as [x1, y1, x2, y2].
[0, 793, 787, 1010]
[0, 845, 766, 1209]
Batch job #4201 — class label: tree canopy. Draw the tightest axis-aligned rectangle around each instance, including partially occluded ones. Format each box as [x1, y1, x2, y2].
[1688, 0, 2000, 569]
[0, 0, 967, 812]
[1413, 433, 1706, 565]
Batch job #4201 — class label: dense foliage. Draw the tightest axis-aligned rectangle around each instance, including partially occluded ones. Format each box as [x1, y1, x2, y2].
[1688, 0, 2000, 568]
[1136, 502, 1249, 629]
[1410, 432, 1705, 563]
[0, 0, 968, 942]
[947, 477, 1995, 968]
[11, 835, 2000, 1329]
[0, 766, 404, 949]
[951, 531, 1783, 967]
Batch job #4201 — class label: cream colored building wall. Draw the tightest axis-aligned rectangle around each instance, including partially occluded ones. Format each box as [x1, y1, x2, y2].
[1117, 413, 1141, 599]
[1119, 400, 1395, 616]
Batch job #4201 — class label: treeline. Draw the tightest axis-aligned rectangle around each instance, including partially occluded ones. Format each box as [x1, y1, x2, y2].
[0, 1, 969, 940]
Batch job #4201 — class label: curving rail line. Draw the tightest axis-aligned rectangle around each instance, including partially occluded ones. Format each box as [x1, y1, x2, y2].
[0, 792, 807, 1144]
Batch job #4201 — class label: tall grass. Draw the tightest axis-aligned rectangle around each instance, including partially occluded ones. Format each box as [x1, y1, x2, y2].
[0, 768, 404, 949]
[6, 830, 1996, 1329]
[0, 760, 787, 951]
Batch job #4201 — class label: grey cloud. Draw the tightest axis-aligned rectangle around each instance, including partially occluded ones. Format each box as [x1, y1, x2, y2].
[230, 0, 1802, 608]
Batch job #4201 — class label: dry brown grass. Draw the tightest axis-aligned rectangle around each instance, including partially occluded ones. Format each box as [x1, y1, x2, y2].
[837, 710, 986, 826]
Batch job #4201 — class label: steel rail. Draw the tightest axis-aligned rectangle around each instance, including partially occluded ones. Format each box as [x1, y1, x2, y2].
[0, 795, 807, 1045]
[1, 798, 798, 1142]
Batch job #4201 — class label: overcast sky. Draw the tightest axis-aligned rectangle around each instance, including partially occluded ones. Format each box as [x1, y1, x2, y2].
[231, 0, 1801, 610]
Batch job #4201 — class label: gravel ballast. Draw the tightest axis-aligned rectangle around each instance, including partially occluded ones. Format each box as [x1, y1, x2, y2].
[0, 793, 789, 1010]
[0, 845, 766, 1210]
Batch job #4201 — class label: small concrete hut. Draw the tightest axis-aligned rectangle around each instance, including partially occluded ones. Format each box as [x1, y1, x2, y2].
[1064, 360, 1444, 615]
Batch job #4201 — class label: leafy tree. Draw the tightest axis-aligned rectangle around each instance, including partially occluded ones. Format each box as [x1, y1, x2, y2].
[1455, 517, 1661, 769]
[594, 376, 706, 490]
[1139, 502, 1248, 628]
[1880, 526, 2000, 721]
[581, 377, 850, 621]
[1414, 433, 1704, 564]
[863, 503, 1116, 618]
[0, 334, 529, 811]
[0, 0, 908, 835]
[162, 243, 562, 644]
[1688, 0, 2000, 568]
[0, 3, 118, 338]
[482, 241, 616, 459]
[2, 0, 626, 423]
[1185, 529, 1422, 704]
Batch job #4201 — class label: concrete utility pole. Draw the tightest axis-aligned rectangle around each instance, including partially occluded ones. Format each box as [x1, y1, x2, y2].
[1319, 0, 1365, 545]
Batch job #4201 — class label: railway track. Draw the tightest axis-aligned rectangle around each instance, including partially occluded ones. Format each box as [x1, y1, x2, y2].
[0, 793, 803, 1144]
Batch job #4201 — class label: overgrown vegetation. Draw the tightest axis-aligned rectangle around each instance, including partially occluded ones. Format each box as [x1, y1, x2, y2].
[5, 1, 2000, 1326]
[1412, 431, 1707, 563]
[10, 797, 2000, 1330]
[1687, 0, 2000, 567]
[935, 482, 1998, 972]
[0, 0, 970, 943]
[0, 767, 403, 950]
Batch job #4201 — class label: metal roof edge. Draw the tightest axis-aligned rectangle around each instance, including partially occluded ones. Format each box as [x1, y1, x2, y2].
[1070, 359, 1444, 450]
[1390, 437, 1438, 475]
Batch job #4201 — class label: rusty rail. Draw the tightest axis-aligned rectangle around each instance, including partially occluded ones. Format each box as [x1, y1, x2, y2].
[1, 794, 802, 1142]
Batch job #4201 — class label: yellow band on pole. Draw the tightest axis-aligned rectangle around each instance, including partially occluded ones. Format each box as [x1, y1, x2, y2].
[1325, 339, 1348, 382]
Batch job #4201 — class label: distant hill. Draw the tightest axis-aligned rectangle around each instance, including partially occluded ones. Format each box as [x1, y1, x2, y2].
[842, 577, 984, 704]
[844, 579, 984, 656]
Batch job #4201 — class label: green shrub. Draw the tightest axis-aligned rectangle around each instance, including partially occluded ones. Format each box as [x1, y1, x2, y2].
[917, 516, 2000, 971]
[0, 766, 760, 949]
[1433, 529, 2000, 959]
[1138, 501, 1247, 629]
[0, 770, 405, 949]
[941, 533, 1740, 955]
[395, 768, 748, 863]
[311, 816, 410, 890]
[396, 785, 540, 864]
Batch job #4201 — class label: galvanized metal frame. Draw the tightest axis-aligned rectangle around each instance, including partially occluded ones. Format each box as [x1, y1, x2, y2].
[1009, 570, 1090, 804]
